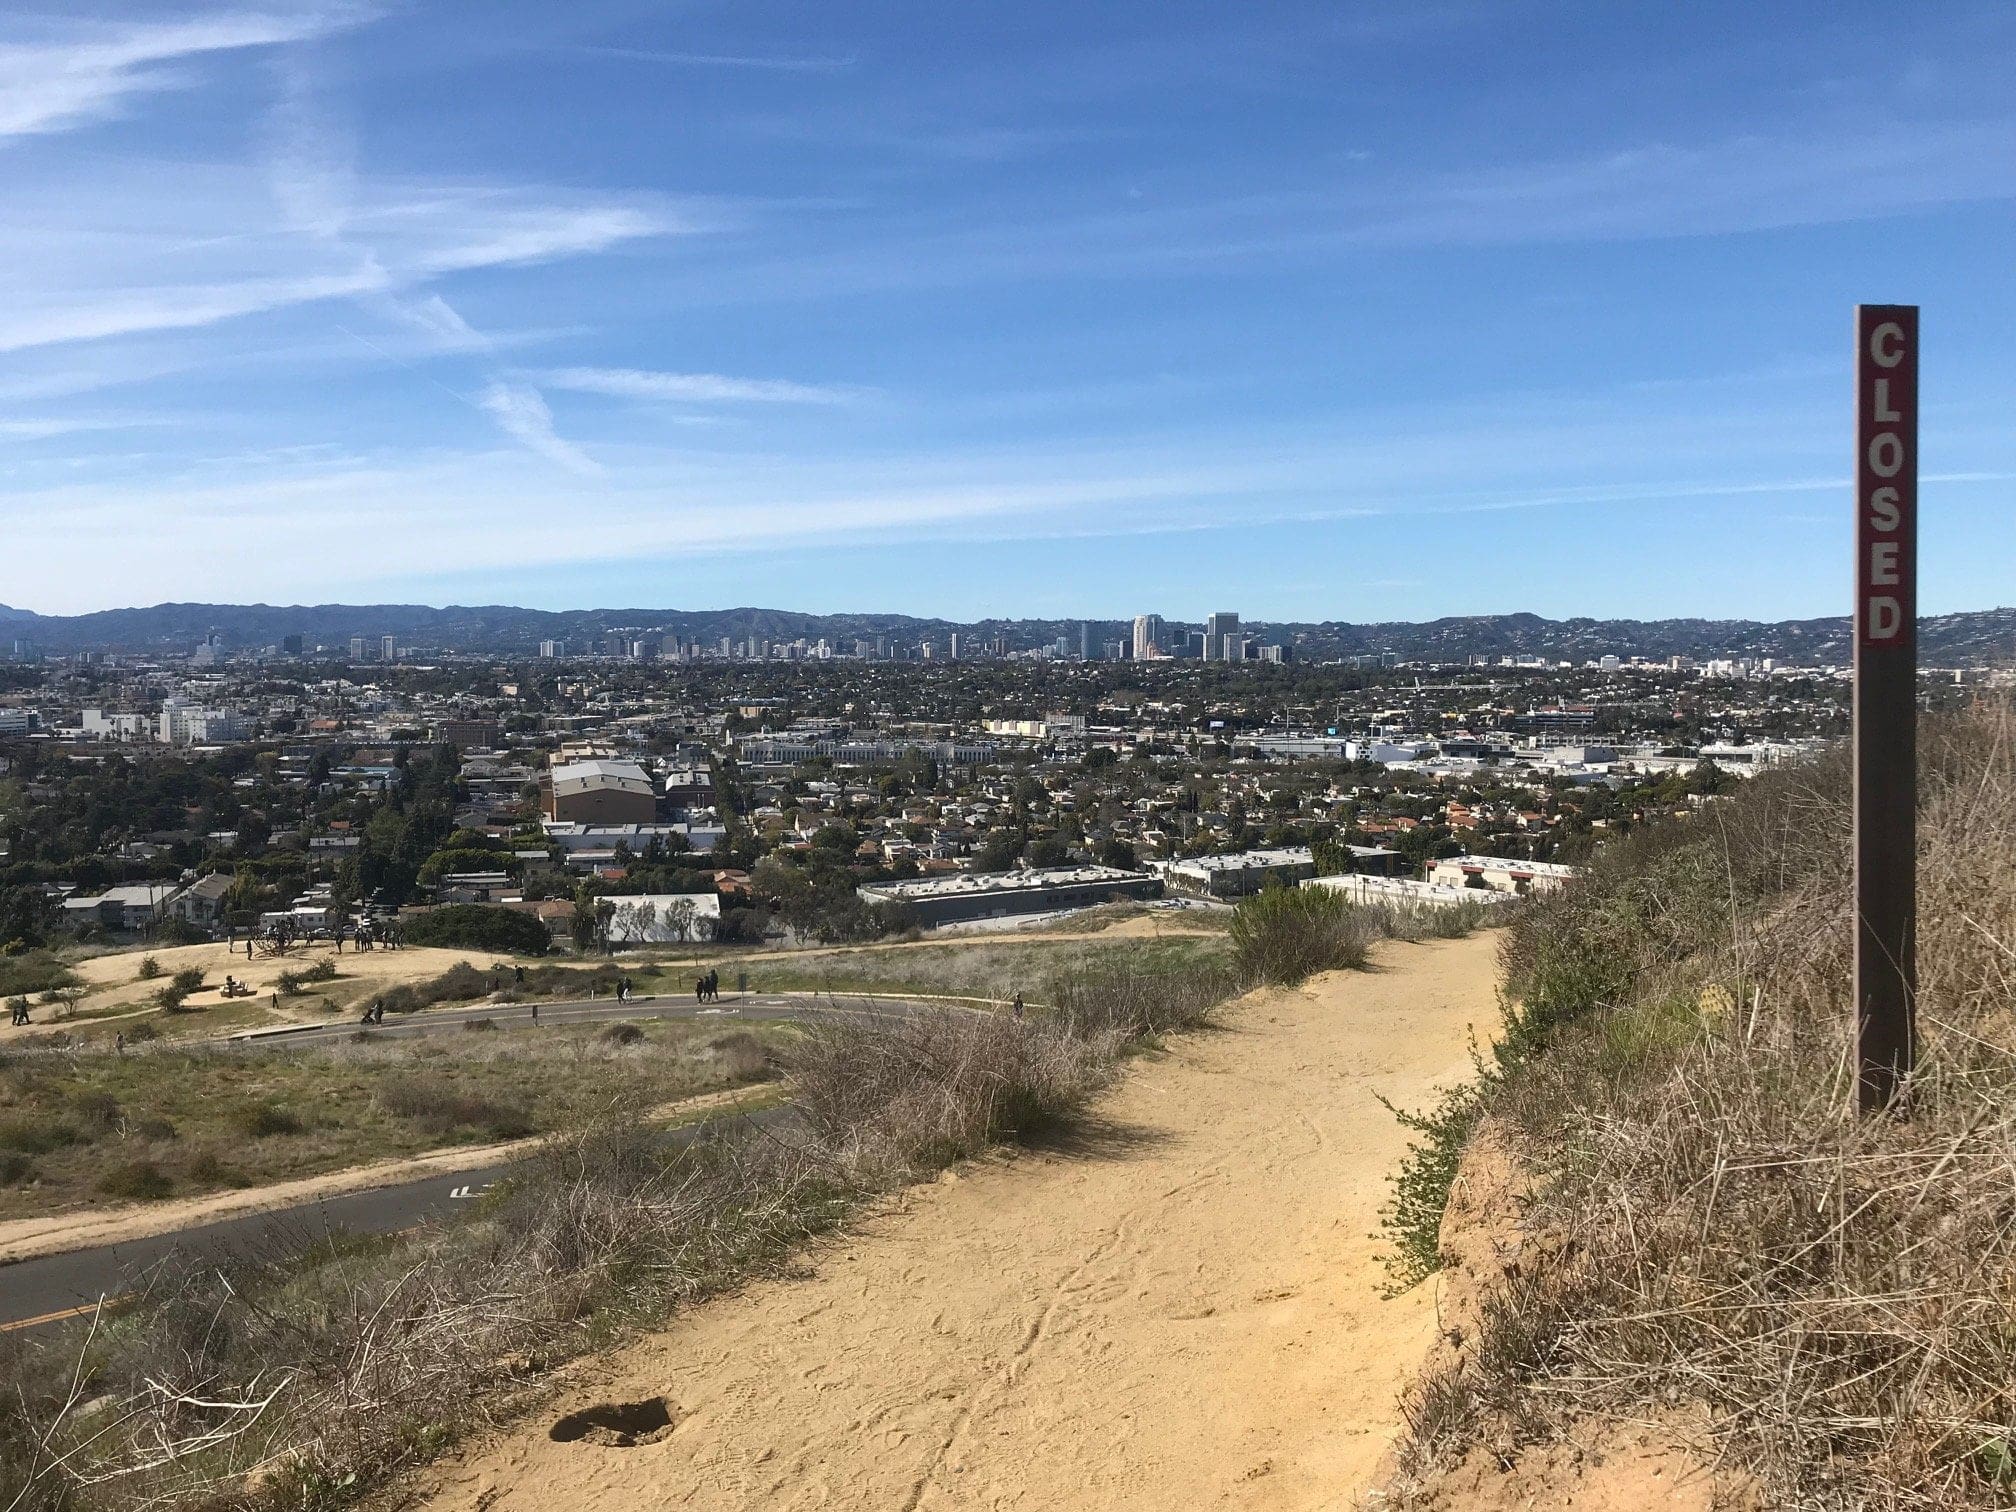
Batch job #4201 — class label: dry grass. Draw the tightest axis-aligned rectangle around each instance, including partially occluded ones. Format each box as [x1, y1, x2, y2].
[0, 951, 1256, 1512]
[0, 879, 1485, 1512]
[1391, 701, 2016, 1511]
[0, 1020, 783, 1217]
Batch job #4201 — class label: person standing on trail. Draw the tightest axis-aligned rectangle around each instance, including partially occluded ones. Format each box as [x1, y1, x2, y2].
[695, 976, 706, 1003]
[1012, 992, 1025, 1020]
[531, 1003, 540, 1026]
[709, 969, 721, 1002]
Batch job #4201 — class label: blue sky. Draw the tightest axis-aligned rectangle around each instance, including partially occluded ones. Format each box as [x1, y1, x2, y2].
[2, 1, 2013, 622]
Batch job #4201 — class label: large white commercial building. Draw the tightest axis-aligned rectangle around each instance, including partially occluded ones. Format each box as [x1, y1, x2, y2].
[858, 865, 1161, 928]
[1427, 855, 1581, 895]
[1302, 873, 1514, 910]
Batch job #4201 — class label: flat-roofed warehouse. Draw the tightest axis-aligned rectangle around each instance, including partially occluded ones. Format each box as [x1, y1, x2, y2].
[857, 865, 1161, 928]
[545, 759, 658, 825]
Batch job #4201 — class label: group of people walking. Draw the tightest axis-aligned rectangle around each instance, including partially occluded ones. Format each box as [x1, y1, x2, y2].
[694, 969, 722, 1003]
[7, 1000, 28, 1026]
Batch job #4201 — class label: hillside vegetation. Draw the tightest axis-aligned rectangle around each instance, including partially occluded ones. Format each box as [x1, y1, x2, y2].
[1387, 702, 2016, 1510]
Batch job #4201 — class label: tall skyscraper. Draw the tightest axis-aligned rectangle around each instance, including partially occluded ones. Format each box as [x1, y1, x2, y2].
[1205, 611, 1240, 661]
[380, 634, 397, 663]
[948, 632, 962, 660]
[1079, 622, 1091, 661]
[1131, 614, 1165, 660]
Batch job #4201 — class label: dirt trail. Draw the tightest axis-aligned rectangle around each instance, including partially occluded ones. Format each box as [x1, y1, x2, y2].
[412, 932, 1501, 1512]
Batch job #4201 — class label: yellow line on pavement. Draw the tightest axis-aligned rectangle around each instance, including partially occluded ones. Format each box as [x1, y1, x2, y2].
[0, 1299, 115, 1333]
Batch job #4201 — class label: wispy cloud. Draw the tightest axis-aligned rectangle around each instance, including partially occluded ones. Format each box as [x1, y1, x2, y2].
[538, 367, 863, 405]
[0, 167, 680, 355]
[0, 8, 369, 143]
[574, 45, 855, 73]
[477, 381, 600, 475]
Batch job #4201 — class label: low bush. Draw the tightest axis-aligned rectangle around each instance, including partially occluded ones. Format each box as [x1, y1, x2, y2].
[65, 1090, 121, 1132]
[0, 1117, 80, 1156]
[185, 1149, 247, 1188]
[232, 1102, 305, 1138]
[1228, 884, 1384, 984]
[398, 904, 551, 956]
[134, 955, 163, 981]
[600, 1022, 644, 1046]
[791, 1006, 1121, 1172]
[704, 1030, 770, 1080]
[427, 961, 492, 1003]
[96, 1159, 173, 1200]
[377, 1077, 535, 1139]
[0, 951, 77, 1000]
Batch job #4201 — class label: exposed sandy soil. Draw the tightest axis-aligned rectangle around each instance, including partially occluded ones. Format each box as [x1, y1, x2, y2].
[1377, 1120, 1757, 1512]
[407, 932, 1501, 1512]
[59, 941, 489, 1030]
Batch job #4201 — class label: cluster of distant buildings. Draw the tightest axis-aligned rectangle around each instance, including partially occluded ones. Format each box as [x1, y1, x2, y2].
[1129, 611, 1288, 663]
[853, 844, 1582, 930]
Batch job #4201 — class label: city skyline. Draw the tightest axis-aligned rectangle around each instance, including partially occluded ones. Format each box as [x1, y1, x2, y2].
[2, 3, 2013, 619]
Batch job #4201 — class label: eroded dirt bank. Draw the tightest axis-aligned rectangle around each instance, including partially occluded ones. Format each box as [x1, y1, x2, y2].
[409, 933, 1501, 1512]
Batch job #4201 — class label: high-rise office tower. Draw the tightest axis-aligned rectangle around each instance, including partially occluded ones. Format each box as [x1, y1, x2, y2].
[1132, 614, 1165, 659]
[1205, 611, 1240, 661]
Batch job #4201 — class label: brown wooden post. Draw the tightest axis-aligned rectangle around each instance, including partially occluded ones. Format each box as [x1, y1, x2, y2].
[1853, 304, 1918, 1114]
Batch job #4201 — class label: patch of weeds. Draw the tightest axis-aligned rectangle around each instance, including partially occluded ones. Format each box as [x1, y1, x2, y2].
[1377, 1080, 1487, 1293]
[97, 1160, 174, 1200]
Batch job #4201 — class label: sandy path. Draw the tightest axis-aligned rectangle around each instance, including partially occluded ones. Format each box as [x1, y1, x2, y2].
[411, 932, 1500, 1512]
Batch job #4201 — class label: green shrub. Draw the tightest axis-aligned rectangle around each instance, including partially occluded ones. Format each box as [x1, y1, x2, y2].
[0, 1151, 33, 1185]
[134, 955, 163, 981]
[0, 1117, 80, 1155]
[426, 961, 492, 1003]
[169, 966, 205, 994]
[303, 958, 339, 983]
[1228, 885, 1381, 985]
[232, 1102, 305, 1138]
[377, 1078, 534, 1139]
[398, 905, 551, 956]
[185, 1150, 247, 1188]
[1376, 1081, 1484, 1293]
[97, 1160, 173, 1200]
[65, 1091, 121, 1132]
[0, 950, 78, 999]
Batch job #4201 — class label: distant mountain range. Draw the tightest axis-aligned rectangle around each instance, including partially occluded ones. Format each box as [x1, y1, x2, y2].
[2, 602, 2012, 665]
